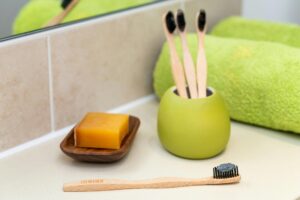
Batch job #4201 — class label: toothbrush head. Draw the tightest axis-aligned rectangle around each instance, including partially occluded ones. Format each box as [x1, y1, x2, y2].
[61, 0, 72, 9]
[165, 11, 176, 34]
[198, 9, 206, 32]
[213, 163, 239, 179]
[176, 9, 186, 32]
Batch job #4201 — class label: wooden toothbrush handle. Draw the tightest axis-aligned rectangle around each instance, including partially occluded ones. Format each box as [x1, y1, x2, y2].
[180, 33, 198, 99]
[196, 32, 207, 98]
[63, 176, 241, 192]
[167, 35, 188, 98]
[43, 0, 79, 27]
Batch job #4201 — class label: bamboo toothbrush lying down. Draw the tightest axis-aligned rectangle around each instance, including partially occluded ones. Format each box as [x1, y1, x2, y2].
[63, 163, 241, 192]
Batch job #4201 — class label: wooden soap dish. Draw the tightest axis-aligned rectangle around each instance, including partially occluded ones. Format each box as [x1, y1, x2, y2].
[60, 116, 140, 163]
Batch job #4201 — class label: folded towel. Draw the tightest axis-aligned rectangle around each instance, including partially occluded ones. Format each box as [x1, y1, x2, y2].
[211, 17, 300, 48]
[153, 35, 300, 134]
[13, 0, 152, 34]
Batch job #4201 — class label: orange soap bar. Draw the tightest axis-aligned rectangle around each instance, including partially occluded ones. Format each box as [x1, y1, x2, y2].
[74, 112, 129, 149]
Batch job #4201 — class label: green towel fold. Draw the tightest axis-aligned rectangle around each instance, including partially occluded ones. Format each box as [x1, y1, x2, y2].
[153, 35, 300, 133]
[211, 17, 300, 48]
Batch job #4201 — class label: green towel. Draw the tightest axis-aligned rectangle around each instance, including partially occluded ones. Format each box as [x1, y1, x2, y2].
[13, 0, 152, 34]
[153, 35, 300, 134]
[211, 17, 300, 48]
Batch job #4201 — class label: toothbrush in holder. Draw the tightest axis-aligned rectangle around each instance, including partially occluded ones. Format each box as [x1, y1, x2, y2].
[196, 10, 207, 98]
[162, 11, 188, 98]
[176, 9, 198, 99]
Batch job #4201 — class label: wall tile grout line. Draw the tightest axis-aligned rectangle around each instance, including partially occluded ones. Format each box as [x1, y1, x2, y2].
[47, 36, 56, 132]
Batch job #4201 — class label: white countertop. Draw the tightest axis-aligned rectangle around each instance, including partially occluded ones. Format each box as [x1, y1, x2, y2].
[1, 97, 300, 200]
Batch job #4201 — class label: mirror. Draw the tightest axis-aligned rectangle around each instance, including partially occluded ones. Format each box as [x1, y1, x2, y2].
[0, 0, 165, 41]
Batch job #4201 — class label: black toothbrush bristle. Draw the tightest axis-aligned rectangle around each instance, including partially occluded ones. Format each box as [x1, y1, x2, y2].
[61, 0, 72, 9]
[165, 11, 176, 34]
[176, 9, 186, 32]
[213, 163, 239, 179]
[198, 9, 206, 32]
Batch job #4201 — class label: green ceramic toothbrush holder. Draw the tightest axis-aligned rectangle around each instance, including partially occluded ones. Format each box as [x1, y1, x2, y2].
[157, 86, 231, 159]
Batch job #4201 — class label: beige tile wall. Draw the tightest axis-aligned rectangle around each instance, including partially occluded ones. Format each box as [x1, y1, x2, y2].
[0, 1, 182, 152]
[50, 1, 181, 130]
[0, 38, 51, 150]
[0, 0, 241, 152]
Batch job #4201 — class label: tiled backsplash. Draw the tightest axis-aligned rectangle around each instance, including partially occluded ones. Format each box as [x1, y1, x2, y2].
[0, 0, 241, 152]
[49, 2, 181, 130]
[0, 38, 51, 150]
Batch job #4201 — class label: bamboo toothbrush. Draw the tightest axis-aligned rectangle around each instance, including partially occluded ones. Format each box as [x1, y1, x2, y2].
[196, 10, 207, 98]
[176, 9, 198, 99]
[43, 0, 79, 27]
[63, 163, 241, 192]
[162, 11, 188, 98]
